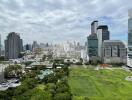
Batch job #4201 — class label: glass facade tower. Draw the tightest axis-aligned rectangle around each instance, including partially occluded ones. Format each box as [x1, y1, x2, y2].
[128, 9, 132, 67]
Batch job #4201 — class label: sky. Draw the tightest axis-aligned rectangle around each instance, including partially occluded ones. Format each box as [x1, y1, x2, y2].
[0, 0, 131, 45]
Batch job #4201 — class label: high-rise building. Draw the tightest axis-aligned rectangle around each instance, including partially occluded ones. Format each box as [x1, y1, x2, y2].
[97, 25, 110, 60]
[5, 32, 23, 59]
[91, 21, 98, 34]
[32, 41, 39, 51]
[128, 9, 132, 41]
[87, 33, 98, 60]
[24, 44, 32, 51]
[102, 40, 126, 64]
[87, 21, 98, 61]
[128, 9, 132, 67]
[0, 34, 1, 56]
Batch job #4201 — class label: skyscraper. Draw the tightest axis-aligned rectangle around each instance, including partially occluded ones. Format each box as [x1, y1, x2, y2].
[128, 9, 132, 67]
[91, 21, 98, 34]
[87, 34, 98, 60]
[24, 44, 32, 51]
[0, 34, 1, 56]
[87, 21, 98, 61]
[5, 32, 23, 59]
[97, 25, 110, 59]
[32, 41, 39, 51]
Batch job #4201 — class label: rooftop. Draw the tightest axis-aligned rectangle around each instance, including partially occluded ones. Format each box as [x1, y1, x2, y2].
[87, 33, 98, 39]
[97, 25, 108, 29]
[103, 40, 122, 43]
[103, 40, 125, 47]
[91, 20, 98, 25]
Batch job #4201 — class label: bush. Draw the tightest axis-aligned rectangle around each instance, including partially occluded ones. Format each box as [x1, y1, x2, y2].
[0, 56, 5, 61]
[75, 62, 83, 65]
[84, 62, 90, 65]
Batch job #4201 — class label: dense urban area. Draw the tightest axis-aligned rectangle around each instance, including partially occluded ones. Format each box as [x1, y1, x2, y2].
[0, 4, 132, 100]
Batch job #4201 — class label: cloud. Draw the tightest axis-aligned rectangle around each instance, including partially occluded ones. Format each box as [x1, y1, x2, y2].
[0, 0, 131, 45]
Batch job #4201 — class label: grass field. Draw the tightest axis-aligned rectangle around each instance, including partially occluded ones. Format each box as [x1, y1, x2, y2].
[68, 66, 132, 100]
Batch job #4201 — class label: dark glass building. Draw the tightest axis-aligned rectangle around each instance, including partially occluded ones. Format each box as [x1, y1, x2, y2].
[87, 33, 98, 60]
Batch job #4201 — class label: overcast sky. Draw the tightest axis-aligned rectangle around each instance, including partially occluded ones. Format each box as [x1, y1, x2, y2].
[0, 0, 131, 45]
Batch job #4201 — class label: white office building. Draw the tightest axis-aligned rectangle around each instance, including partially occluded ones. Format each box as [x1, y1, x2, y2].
[97, 25, 109, 60]
[91, 21, 98, 34]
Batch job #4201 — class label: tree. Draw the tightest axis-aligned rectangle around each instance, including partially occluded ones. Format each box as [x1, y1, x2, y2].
[90, 57, 101, 65]
[30, 89, 52, 100]
[4, 65, 22, 78]
[79, 58, 83, 64]
[42, 55, 47, 61]
[45, 83, 56, 97]
[0, 56, 5, 61]
[14, 84, 28, 96]
[14, 78, 38, 96]
[62, 65, 69, 76]
[18, 52, 25, 58]
[24, 61, 33, 66]
[54, 92, 72, 100]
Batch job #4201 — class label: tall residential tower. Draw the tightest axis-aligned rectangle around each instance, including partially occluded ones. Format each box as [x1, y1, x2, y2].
[5, 32, 23, 59]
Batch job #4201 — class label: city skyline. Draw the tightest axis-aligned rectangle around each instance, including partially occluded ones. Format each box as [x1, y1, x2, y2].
[0, 1, 132, 98]
[0, 0, 131, 45]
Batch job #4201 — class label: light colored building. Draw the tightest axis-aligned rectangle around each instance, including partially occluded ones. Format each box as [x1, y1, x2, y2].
[32, 41, 39, 51]
[102, 40, 127, 64]
[5, 32, 23, 59]
[97, 25, 110, 60]
[0, 64, 9, 83]
[53, 41, 83, 59]
[0, 70, 4, 83]
[91, 21, 98, 34]
[128, 9, 132, 67]
[81, 49, 87, 63]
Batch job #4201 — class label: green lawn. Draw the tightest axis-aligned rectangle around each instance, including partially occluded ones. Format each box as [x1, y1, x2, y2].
[68, 66, 132, 100]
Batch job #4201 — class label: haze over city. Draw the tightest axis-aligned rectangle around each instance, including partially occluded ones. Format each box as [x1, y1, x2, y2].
[0, 0, 131, 44]
[1, 0, 132, 100]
